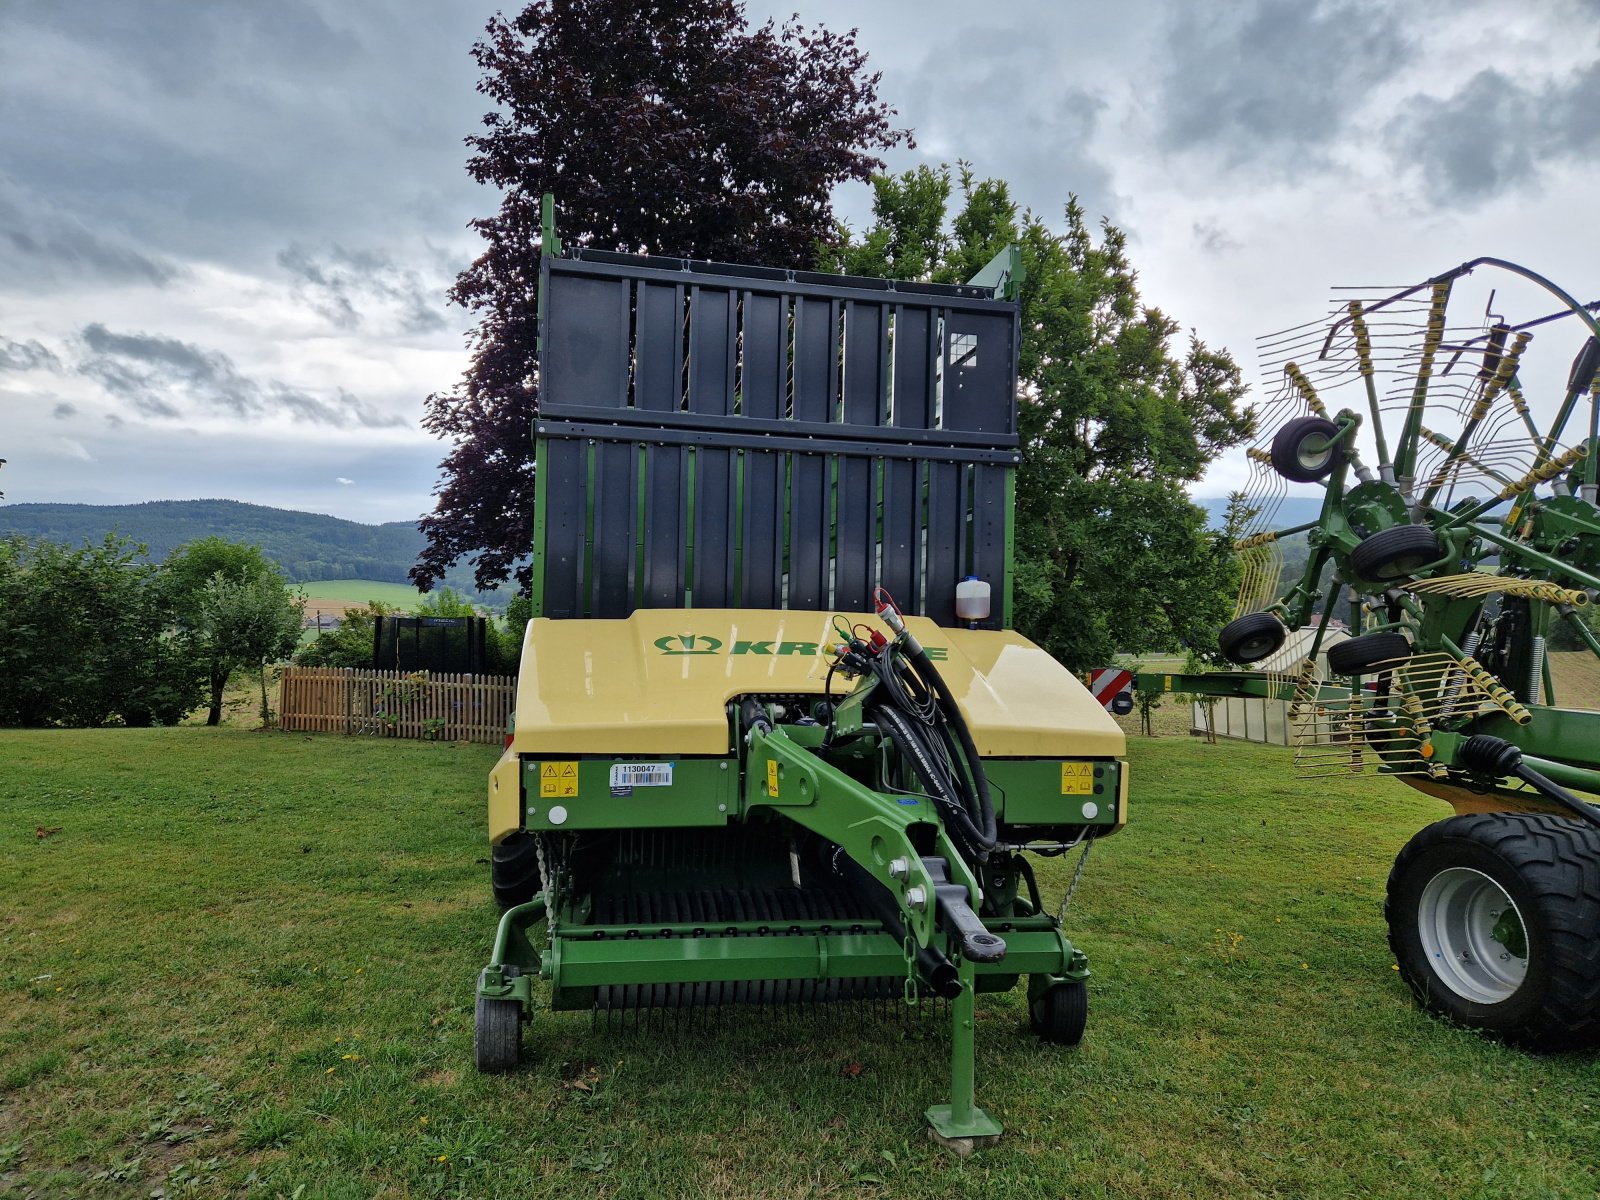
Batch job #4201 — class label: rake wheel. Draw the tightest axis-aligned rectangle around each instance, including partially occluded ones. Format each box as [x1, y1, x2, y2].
[1348, 525, 1445, 583]
[1218, 611, 1288, 665]
[1326, 632, 1413, 676]
[1271, 415, 1345, 482]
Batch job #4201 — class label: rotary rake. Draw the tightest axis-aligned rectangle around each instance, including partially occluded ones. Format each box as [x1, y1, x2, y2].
[1152, 258, 1600, 1048]
[473, 198, 1128, 1150]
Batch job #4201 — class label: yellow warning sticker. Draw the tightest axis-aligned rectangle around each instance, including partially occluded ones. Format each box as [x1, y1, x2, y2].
[767, 759, 780, 798]
[1060, 762, 1095, 796]
[540, 760, 579, 799]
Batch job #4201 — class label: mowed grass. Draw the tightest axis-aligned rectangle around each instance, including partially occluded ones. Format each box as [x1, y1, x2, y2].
[2, 730, 1598, 1198]
[297, 580, 429, 610]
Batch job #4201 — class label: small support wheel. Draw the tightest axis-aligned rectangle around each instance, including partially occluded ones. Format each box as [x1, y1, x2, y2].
[491, 832, 543, 911]
[474, 993, 522, 1073]
[1348, 525, 1444, 582]
[1271, 415, 1345, 482]
[1218, 611, 1288, 665]
[1326, 631, 1412, 676]
[1030, 978, 1087, 1045]
[1386, 813, 1600, 1049]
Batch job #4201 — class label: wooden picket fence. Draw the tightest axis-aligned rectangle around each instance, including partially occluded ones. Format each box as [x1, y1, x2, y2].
[279, 667, 515, 744]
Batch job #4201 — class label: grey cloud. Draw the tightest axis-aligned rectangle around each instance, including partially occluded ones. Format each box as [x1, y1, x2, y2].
[0, 1, 490, 273]
[885, 26, 1115, 223]
[1389, 60, 1600, 202]
[1155, 0, 1412, 166]
[51, 402, 76, 419]
[278, 243, 448, 334]
[77, 323, 406, 429]
[0, 337, 61, 371]
[1193, 221, 1240, 254]
[10, 0, 358, 99]
[0, 186, 178, 289]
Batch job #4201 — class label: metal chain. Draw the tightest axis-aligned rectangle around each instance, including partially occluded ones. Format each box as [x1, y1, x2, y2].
[1054, 839, 1094, 925]
[534, 832, 558, 937]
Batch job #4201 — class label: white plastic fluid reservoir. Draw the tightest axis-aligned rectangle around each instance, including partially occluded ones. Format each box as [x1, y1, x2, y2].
[955, 575, 991, 622]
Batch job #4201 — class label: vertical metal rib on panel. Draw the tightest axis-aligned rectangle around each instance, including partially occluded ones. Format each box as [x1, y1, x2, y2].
[925, 462, 961, 622]
[642, 446, 686, 607]
[591, 442, 636, 617]
[540, 439, 587, 619]
[740, 449, 784, 609]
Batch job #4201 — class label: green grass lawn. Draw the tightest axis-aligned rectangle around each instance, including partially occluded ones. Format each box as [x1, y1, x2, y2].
[3, 730, 1597, 1198]
[297, 580, 431, 609]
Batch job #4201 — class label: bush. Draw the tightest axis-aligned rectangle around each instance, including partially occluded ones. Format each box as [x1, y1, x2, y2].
[0, 534, 206, 727]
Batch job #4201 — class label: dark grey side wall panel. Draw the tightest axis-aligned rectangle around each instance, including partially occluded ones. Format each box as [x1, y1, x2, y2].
[535, 253, 1018, 626]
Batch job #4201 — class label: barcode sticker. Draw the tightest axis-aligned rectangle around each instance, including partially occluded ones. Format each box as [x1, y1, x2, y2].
[609, 763, 674, 789]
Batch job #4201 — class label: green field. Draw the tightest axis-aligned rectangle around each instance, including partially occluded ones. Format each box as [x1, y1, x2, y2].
[3, 730, 1597, 1198]
[297, 579, 432, 610]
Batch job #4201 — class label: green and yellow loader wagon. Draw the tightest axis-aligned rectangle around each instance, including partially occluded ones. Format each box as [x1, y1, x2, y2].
[474, 200, 1124, 1150]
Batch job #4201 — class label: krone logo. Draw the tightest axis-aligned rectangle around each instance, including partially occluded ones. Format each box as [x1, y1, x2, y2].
[654, 633, 723, 655]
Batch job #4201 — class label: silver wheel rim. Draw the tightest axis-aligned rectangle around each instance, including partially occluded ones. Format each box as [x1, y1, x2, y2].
[1296, 436, 1333, 473]
[1417, 867, 1527, 1004]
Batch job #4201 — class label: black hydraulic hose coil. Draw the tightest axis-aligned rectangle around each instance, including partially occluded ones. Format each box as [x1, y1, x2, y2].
[870, 640, 997, 857]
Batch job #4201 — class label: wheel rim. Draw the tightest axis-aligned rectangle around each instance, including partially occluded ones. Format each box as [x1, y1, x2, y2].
[1237, 634, 1275, 660]
[1417, 867, 1528, 1004]
[1295, 435, 1333, 473]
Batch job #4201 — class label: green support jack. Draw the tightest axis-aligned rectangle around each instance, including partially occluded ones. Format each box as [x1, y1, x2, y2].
[925, 955, 1003, 1154]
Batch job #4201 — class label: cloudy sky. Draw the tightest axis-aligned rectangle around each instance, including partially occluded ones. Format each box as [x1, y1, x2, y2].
[3, 0, 1598, 526]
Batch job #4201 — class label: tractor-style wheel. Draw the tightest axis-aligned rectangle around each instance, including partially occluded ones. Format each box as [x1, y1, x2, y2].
[1030, 978, 1088, 1045]
[1349, 525, 1444, 582]
[474, 992, 523, 1073]
[1218, 611, 1288, 665]
[1271, 416, 1345, 483]
[491, 832, 543, 911]
[1386, 813, 1600, 1050]
[1326, 632, 1412, 676]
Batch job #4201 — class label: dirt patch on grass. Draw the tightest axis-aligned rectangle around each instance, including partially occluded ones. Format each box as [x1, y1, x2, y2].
[301, 597, 371, 621]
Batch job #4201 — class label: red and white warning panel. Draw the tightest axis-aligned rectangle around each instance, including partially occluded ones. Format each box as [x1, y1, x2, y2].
[1088, 668, 1135, 715]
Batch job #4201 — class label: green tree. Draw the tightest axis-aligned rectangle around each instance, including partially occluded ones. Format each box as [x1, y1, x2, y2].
[831, 166, 1253, 669]
[0, 534, 203, 727]
[194, 573, 305, 726]
[414, 586, 477, 618]
[163, 538, 297, 725]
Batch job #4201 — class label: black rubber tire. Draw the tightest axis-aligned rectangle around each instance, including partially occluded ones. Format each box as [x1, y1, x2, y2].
[1030, 978, 1088, 1045]
[1217, 611, 1288, 665]
[491, 832, 543, 911]
[1386, 812, 1600, 1050]
[1348, 524, 1444, 582]
[1326, 632, 1413, 676]
[1271, 415, 1344, 483]
[474, 993, 522, 1073]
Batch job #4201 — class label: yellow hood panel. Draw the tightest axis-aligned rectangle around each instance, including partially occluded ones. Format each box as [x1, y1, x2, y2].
[510, 610, 1124, 760]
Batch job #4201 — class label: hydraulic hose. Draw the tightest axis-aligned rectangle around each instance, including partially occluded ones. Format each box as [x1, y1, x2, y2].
[865, 635, 997, 859]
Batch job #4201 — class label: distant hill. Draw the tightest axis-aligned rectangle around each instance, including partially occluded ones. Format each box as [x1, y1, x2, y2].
[1194, 495, 1326, 532]
[0, 499, 513, 600]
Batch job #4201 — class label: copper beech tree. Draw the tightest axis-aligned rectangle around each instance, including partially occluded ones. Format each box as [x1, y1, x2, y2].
[414, 0, 907, 593]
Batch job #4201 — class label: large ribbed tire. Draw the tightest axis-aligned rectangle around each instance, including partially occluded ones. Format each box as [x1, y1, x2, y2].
[1326, 632, 1412, 676]
[1349, 525, 1444, 582]
[1271, 415, 1344, 482]
[1217, 611, 1288, 665]
[491, 832, 542, 911]
[1030, 978, 1088, 1045]
[1386, 813, 1600, 1049]
[474, 992, 522, 1073]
